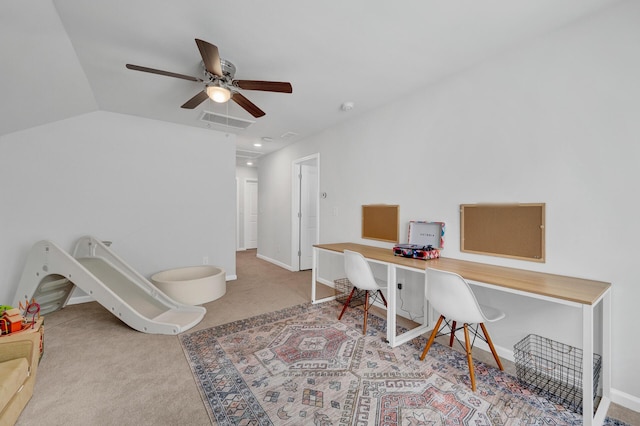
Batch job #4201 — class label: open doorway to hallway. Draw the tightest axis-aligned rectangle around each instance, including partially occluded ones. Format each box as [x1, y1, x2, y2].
[291, 154, 319, 271]
[236, 166, 258, 251]
[244, 179, 258, 249]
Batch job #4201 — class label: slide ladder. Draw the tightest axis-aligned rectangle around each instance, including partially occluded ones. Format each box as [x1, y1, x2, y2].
[13, 237, 205, 335]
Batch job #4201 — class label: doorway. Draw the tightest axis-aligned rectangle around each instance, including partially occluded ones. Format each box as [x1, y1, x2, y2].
[291, 154, 319, 271]
[244, 178, 258, 249]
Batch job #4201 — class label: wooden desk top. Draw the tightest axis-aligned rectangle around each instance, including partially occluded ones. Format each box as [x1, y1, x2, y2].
[315, 243, 610, 305]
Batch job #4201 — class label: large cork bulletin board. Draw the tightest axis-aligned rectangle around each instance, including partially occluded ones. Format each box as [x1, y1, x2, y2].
[362, 204, 399, 243]
[460, 203, 545, 262]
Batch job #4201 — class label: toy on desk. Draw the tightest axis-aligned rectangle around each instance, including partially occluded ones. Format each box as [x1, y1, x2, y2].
[393, 221, 445, 260]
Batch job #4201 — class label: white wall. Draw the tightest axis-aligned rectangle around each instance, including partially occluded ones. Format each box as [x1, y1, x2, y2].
[258, 1, 640, 408]
[0, 110, 237, 302]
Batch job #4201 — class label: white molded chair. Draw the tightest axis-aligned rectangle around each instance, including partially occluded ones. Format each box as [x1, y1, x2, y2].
[420, 268, 505, 391]
[338, 250, 388, 335]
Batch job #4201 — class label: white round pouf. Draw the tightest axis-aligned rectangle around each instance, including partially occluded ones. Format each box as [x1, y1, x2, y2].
[151, 265, 226, 305]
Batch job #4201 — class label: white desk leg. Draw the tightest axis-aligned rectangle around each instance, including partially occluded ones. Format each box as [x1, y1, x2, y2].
[601, 290, 612, 402]
[593, 291, 612, 425]
[386, 265, 397, 346]
[311, 247, 318, 303]
[582, 304, 595, 425]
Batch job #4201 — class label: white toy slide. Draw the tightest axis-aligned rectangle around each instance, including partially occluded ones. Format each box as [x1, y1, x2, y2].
[13, 236, 206, 335]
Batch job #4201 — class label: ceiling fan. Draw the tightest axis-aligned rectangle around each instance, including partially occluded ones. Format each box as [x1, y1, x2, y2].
[126, 39, 292, 118]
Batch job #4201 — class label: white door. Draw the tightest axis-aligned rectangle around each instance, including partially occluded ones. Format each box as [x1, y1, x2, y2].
[244, 179, 258, 249]
[299, 163, 318, 270]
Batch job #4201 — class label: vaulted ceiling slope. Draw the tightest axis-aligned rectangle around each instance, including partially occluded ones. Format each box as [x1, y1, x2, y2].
[1, 0, 622, 156]
[0, 1, 98, 137]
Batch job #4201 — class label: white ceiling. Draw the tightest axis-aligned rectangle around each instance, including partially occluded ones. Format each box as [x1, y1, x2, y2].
[1, 0, 621, 167]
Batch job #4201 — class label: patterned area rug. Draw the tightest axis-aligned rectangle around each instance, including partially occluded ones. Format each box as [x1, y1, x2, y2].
[180, 302, 625, 425]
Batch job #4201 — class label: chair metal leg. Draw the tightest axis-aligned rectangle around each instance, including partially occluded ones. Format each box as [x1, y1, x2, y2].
[420, 315, 444, 361]
[449, 321, 457, 347]
[338, 287, 357, 320]
[479, 323, 504, 371]
[463, 324, 477, 392]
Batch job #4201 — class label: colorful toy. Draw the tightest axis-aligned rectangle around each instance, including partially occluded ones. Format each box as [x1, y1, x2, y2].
[19, 298, 40, 327]
[0, 300, 41, 335]
[1, 308, 24, 334]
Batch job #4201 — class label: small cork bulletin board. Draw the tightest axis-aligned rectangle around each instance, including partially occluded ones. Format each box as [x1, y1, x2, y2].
[460, 203, 545, 262]
[362, 204, 399, 243]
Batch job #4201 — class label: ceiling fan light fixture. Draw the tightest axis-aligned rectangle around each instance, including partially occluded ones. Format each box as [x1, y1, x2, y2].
[206, 84, 231, 103]
[126, 39, 291, 116]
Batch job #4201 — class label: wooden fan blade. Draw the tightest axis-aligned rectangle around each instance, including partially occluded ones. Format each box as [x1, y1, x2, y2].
[125, 64, 202, 82]
[231, 92, 265, 118]
[181, 91, 209, 109]
[233, 80, 293, 93]
[195, 39, 223, 77]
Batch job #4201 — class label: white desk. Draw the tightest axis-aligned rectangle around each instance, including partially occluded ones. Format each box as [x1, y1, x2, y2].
[312, 242, 611, 426]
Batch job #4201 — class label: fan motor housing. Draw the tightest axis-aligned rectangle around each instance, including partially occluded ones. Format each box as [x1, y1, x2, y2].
[220, 59, 236, 78]
[203, 59, 236, 84]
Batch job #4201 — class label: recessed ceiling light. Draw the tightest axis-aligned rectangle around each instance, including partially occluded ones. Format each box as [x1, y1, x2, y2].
[253, 142, 262, 147]
[246, 161, 253, 166]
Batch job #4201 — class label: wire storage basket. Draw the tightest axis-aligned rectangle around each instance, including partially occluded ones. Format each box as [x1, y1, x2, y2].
[514, 334, 602, 413]
[334, 278, 364, 307]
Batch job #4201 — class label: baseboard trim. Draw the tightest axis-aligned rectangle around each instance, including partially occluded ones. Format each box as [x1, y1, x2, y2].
[226, 274, 237, 281]
[256, 253, 296, 271]
[611, 388, 640, 413]
[316, 277, 335, 287]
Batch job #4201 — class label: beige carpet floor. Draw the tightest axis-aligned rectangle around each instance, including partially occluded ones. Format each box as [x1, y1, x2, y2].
[14, 250, 639, 425]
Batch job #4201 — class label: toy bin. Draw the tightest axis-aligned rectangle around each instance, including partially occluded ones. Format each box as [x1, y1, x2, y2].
[514, 334, 601, 413]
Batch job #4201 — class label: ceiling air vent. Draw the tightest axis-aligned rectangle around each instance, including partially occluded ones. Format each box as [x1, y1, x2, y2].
[200, 111, 255, 129]
[236, 150, 263, 159]
[281, 131, 298, 139]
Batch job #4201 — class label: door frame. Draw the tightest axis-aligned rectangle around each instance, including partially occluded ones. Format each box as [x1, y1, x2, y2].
[291, 153, 320, 271]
